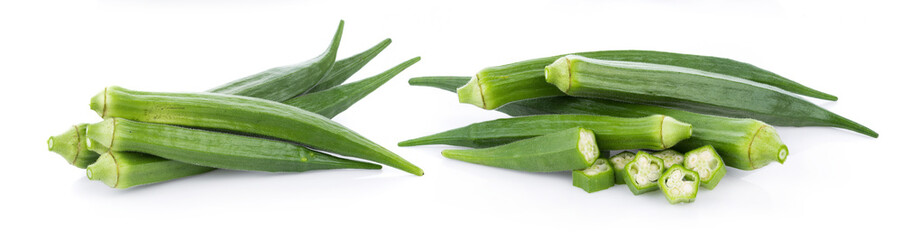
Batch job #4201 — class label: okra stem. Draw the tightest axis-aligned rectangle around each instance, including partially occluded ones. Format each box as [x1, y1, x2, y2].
[47, 124, 99, 169]
[441, 128, 599, 172]
[87, 152, 216, 189]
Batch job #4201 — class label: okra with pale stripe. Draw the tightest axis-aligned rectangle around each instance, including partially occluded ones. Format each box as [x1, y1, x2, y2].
[47, 124, 99, 169]
[87, 152, 215, 189]
[658, 165, 700, 204]
[441, 128, 599, 172]
[572, 158, 615, 193]
[400, 114, 691, 150]
[683, 145, 726, 189]
[623, 151, 665, 195]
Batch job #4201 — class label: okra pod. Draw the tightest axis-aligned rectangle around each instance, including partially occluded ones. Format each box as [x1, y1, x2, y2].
[623, 151, 665, 195]
[545, 55, 877, 138]
[47, 124, 99, 168]
[609, 151, 635, 184]
[87, 152, 215, 189]
[408, 76, 788, 170]
[399, 114, 691, 150]
[90, 86, 422, 175]
[86, 118, 381, 172]
[284, 57, 420, 118]
[654, 150, 684, 169]
[683, 145, 726, 189]
[441, 128, 599, 172]
[307, 38, 393, 93]
[658, 165, 700, 204]
[572, 158, 615, 193]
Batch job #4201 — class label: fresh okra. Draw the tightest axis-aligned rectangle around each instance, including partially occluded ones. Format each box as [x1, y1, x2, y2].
[441, 128, 599, 172]
[572, 158, 615, 193]
[683, 145, 727, 189]
[623, 151, 665, 195]
[399, 114, 692, 150]
[658, 165, 700, 204]
[47, 124, 100, 168]
[307, 38, 393, 93]
[609, 151, 635, 184]
[654, 150, 685, 169]
[545, 55, 877, 138]
[87, 152, 215, 189]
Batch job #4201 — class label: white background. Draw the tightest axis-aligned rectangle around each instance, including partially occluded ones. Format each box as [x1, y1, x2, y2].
[1, 0, 899, 239]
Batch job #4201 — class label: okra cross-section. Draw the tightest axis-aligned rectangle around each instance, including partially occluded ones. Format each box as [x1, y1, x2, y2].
[609, 151, 635, 184]
[653, 150, 684, 169]
[683, 145, 727, 189]
[441, 127, 599, 172]
[658, 165, 700, 204]
[572, 158, 615, 193]
[623, 151, 665, 195]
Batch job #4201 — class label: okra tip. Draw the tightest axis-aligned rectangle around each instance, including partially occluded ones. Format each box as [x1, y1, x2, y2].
[89, 87, 111, 118]
[86, 153, 120, 188]
[544, 56, 574, 93]
[48, 125, 79, 163]
[457, 75, 488, 109]
[660, 116, 693, 149]
[748, 125, 789, 169]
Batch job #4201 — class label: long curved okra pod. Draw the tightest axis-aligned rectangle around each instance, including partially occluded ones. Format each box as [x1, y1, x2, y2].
[407, 76, 788, 170]
[399, 114, 691, 150]
[455, 50, 836, 110]
[90, 86, 422, 176]
[307, 38, 393, 93]
[47, 124, 100, 168]
[545, 55, 877, 137]
[86, 118, 381, 172]
[572, 158, 616, 193]
[623, 151, 665, 195]
[87, 152, 216, 189]
[441, 128, 599, 172]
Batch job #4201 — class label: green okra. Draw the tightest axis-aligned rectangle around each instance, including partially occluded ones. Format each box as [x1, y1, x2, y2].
[408, 76, 789, 170]
[572, 158, 615, 193]
[609, 151, 635, 184]
[683, 145, 726, 189]
[654, 150, 685, 169]
[441, 128, 599, 172]
[284, 57, 420, 118]
[47, 124, 99, 168]
[623, 151, 665, 195]
[307, 38, 393, 93]
[87, 152, 215, 189]
[86, 118, 381, 172]
[658, 165, 700, 204]
[207, 21, 343, 102]
[90, 86, 422, 176]
[454, 49, 836, 110]
[399, 114, 691, 151]
[545, 55, 877, 138]
[409, 76, 472, 92]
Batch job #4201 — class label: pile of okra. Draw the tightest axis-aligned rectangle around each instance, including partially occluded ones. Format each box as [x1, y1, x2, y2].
[405, 50, 877, 204]
[47, 21, 426, 189]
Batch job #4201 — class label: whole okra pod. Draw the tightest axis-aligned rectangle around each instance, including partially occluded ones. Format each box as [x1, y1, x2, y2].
[441, 128, 599, 172]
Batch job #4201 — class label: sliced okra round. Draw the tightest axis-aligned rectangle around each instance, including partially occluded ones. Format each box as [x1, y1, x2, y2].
[658, 165, 700, 204]
[653, 149, 684, 169]
[572, 158, 615, 193]
[609, 151, 635, 184]
[623, 151, 665, 195]
[683, 145, 726, 189]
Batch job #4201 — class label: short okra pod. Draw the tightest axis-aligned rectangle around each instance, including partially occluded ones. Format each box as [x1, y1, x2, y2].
[658, 165, 700, 204]
[654, 150, 685, 169]
[609, 151, 635, 184]
[441, 128, 599, 172]
[572, 158, 615, 193]
[87, 152, 215, 189]
[47, 124, 100, 169]
[623, 151, 665, 195]
[683, 145, 727, 189]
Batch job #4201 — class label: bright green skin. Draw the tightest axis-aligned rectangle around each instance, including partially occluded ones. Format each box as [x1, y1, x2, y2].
[683, 145, 727, 189]
[285, 57, 420, 118]
[441, 128, 598, 172]
[399, 114, 691, 151]
[47, 124, 99, 168]
[87, 118, 381, 172]
[207, 21, 342, 102]
[609, 151, 634, 185]
[407, 76, 789, 170]
[454, 49, 836, 110]
[658, 165, 700, 204]
[90, 86, 422, 176]
[546, 55, 877, 138]
[572, 158, 615, 193]
[87, 152, 215, 189]
[623, 151, 665, 195]
[654, 149, 684, 169]
[307, 38, 393, 93]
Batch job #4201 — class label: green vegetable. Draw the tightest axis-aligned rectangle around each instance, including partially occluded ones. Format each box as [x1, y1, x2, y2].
[623, 151, 665, 195]
[441, 127, 599, 172]
[307, 38, 393, 93]
[408, 76, 789, 170]
[545, 55, 877, 138]
[399, 114, 691, 150]
[86, 118, 382, 172]
[683, 145, 727, 189]
[207, 21, 343, 102]
[284, 57, 420, 118]
[457, 65, 565, 110]
[572, 158, 615, 193]
[47, 124, 99, 168]
[90, 86, 422, 176]
[658, 165, 700, 204]
[653, 150, 684, 169]
[87, 152, 215, 189]
[409, 76, 471, 92]
[609, 151, 635, 184]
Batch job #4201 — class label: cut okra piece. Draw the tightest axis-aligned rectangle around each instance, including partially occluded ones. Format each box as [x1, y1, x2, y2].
[572, 158, 615, 193]
[653, 149, 684, 169]
[683, 145, 726, 189]
[441, 127, 599, 172]
[623, 151, 665, 195]
[609, 151, 635, 184]
[658, 165, 700, 204]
